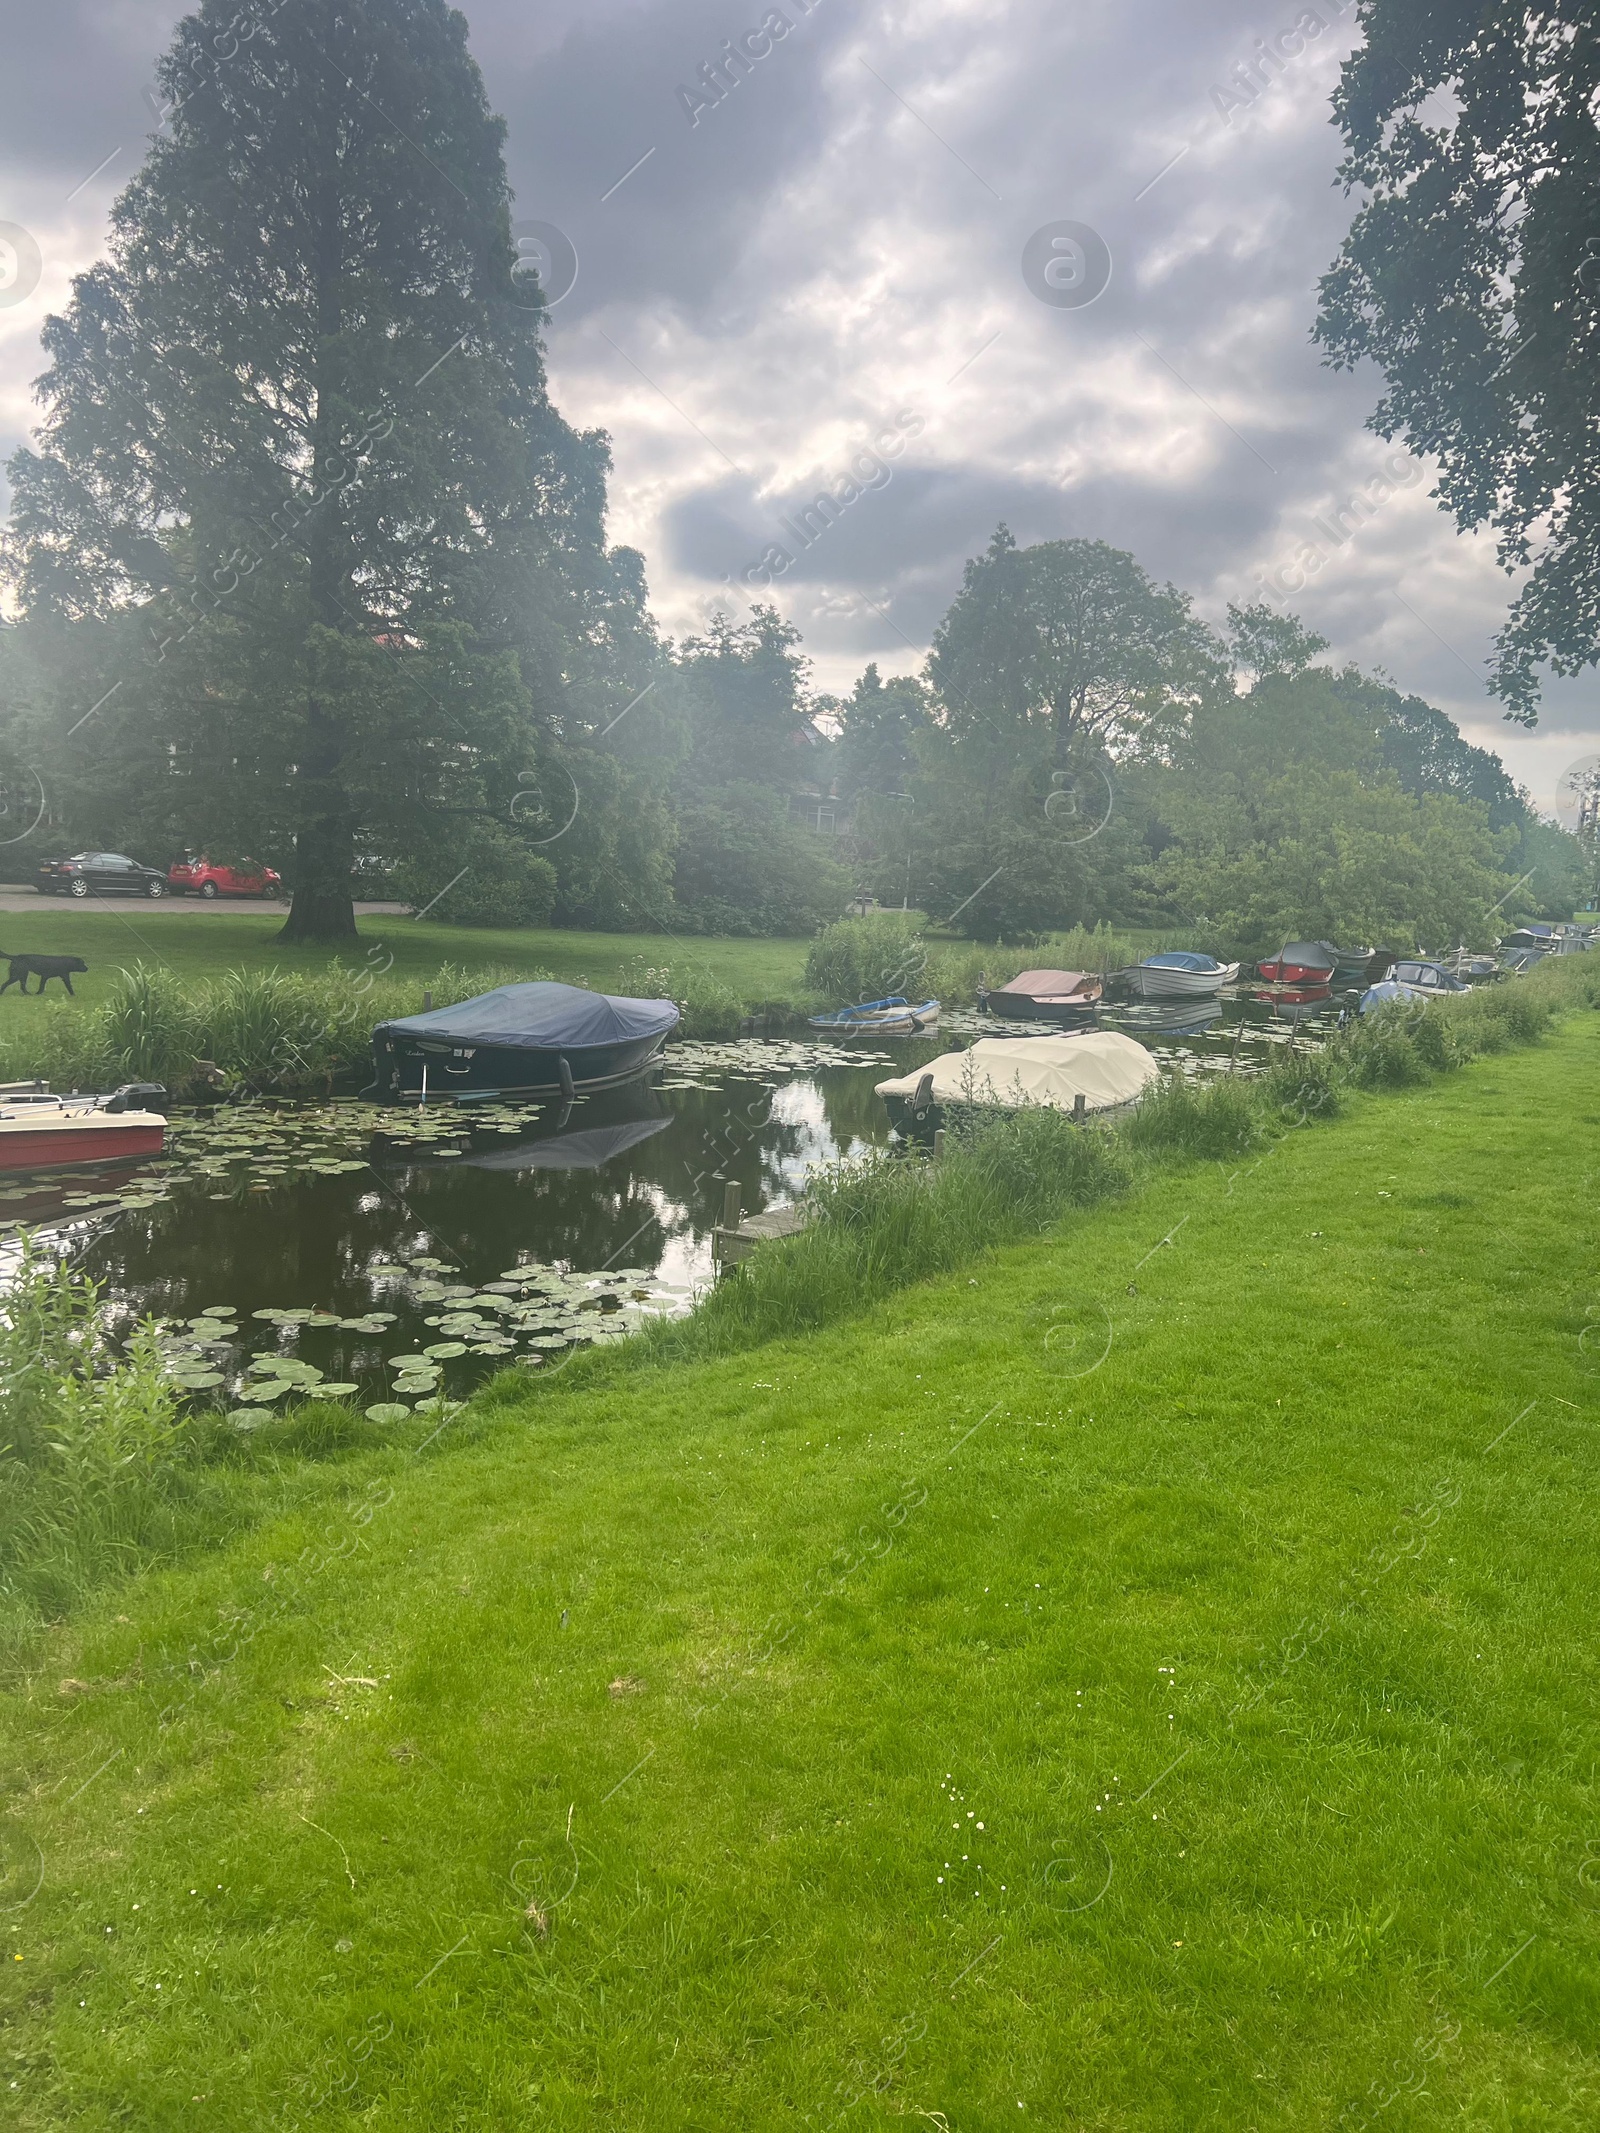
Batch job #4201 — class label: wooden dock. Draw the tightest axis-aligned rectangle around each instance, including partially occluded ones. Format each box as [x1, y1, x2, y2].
[710, 1183, 810, 1268]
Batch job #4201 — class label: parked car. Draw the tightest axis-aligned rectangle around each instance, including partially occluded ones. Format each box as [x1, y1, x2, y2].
[167, 853, 284, 900]
[36, 851, 168, 899]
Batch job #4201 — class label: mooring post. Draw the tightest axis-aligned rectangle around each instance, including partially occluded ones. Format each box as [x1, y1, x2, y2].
[933, 1128, 946, 1162]
[1073, 1092, 1086, 1125]
[422, 990, 433, 1012]
[722, 1179, 743, 1230]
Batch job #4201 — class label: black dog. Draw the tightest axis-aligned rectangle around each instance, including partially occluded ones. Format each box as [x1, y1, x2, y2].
[0, 952, 89, 997]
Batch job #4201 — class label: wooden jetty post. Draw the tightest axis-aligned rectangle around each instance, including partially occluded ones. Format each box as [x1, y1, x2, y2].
[1073, 1092, 1086, 1124]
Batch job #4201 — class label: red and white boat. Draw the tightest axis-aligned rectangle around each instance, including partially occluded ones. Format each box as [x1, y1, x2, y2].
[1256, 940, 1337, 984]
[0, 1091, 166, 1171]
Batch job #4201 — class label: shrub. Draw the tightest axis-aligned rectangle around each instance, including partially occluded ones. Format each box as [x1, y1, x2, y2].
[1122, 1073, 1265, 1160]
[804, 914, 929, 1004]
[1343, 1005, 1429, 1088]
[616, 956, 745, 1039]
[0, 1243, 202, 1624]
[393, 828, 557, 926]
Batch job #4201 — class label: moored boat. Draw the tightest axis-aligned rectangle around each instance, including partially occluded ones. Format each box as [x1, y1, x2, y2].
[807, 995, 940, 1033]
[1442, 947, 1498, 980]
[1359, 959, 1470, 1012]
[1116, 951, 1241, 1000]
[1256, 941, 1336, 984]
[0, 1090, 167, 1171]
[978, 969, 1102, 1022]
[1330, 944, 1377, 986]
[875, 1031, 1160, 1134]
[368, 982, 679, 1100]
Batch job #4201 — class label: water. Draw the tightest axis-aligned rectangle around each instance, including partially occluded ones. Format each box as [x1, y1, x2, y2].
[0, 1036, 930, 1420]
[0, 1000, 1331, 1420]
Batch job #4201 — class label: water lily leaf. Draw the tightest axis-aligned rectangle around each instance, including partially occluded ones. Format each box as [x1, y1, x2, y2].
[170, 1370, 226, 1389]
[388, 1354, 432, 1370]
[306, 1383, 360, 1399]
[365, 1403, 411, 1424]
[393, 1378, 437, 1397]
[422, 1341, 467, 1360]
[305, 1312, 342, 1328]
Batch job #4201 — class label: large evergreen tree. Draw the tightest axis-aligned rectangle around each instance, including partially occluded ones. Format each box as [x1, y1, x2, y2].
[4, 0, 648, 939]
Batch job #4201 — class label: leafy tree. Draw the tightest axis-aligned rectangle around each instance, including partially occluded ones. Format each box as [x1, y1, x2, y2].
[670, 783, 850, 937]
[836, 664, 930, 798]
[927, 527, 1226, 767]
[1181, 666, 1387, 788]
[1226, 601, 1329, 682]
[1153, 765, 1512, 955]
[3, 0, 647, 940]
[676, 607, 811, 788]
[1316, 3, 1600, 721]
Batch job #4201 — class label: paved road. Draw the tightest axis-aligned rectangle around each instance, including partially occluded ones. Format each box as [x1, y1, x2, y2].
[0, 889, 408, 915]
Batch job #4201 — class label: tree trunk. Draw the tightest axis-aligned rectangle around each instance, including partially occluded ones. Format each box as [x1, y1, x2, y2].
[278, 56, 356, 948]
[277, 806, 359, 941]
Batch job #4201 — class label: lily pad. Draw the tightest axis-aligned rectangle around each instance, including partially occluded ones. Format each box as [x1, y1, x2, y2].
[422, 1341, 467, 1360]
[387, 1354, 433, 1370]
[365, 1403, 411, 1424]
[305, 1312, 342, 1328]
[305, 1383, 360, 1399]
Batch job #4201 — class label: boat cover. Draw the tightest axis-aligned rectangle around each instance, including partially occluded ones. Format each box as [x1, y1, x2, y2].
[876, 1032, 1159, 1113]
[375, 983, 679, 1050]
[1360, 980, 1419, 1013]
[990, 969, 1098, 999]
[1142, 951, 1224, 972]
[1266, 941, 1336, 969]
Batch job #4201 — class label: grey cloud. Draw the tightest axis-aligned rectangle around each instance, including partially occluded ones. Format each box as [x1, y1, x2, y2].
[1, 0, 1595, 807]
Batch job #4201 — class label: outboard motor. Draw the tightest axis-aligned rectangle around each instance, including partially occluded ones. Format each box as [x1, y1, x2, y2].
[103, 1082, 169, 1113]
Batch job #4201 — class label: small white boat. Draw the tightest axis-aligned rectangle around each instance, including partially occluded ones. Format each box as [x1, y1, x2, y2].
[1116, 952, 1241, 1000]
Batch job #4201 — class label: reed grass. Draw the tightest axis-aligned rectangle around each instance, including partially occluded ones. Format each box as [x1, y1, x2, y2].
[0, 1243, 209, 1630]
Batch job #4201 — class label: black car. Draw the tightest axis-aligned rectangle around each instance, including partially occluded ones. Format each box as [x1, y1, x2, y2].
[36, 851, 168, 899]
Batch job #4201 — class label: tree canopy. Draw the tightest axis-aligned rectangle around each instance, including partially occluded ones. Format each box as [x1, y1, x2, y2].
[1316, 0, 1600, 722]
[927, 528, 1225, 767]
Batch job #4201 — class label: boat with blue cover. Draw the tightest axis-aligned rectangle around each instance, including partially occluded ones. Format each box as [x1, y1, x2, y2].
[367, 982, 679, 1100]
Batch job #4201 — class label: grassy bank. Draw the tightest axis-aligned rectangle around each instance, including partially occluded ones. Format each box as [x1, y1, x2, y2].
[0, 910, 816, 1017]
[1, 992, 1598, 2122]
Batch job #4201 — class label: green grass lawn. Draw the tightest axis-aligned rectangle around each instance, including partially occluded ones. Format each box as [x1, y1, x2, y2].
[4, 1020, 1599, 2125]
[0, 908, 813, 1018]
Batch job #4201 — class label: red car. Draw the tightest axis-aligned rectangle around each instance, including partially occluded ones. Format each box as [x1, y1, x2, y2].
[167, 854, 284, 899]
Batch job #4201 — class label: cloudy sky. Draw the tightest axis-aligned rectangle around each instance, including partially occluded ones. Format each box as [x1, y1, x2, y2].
[3, 0, 1596, 813]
